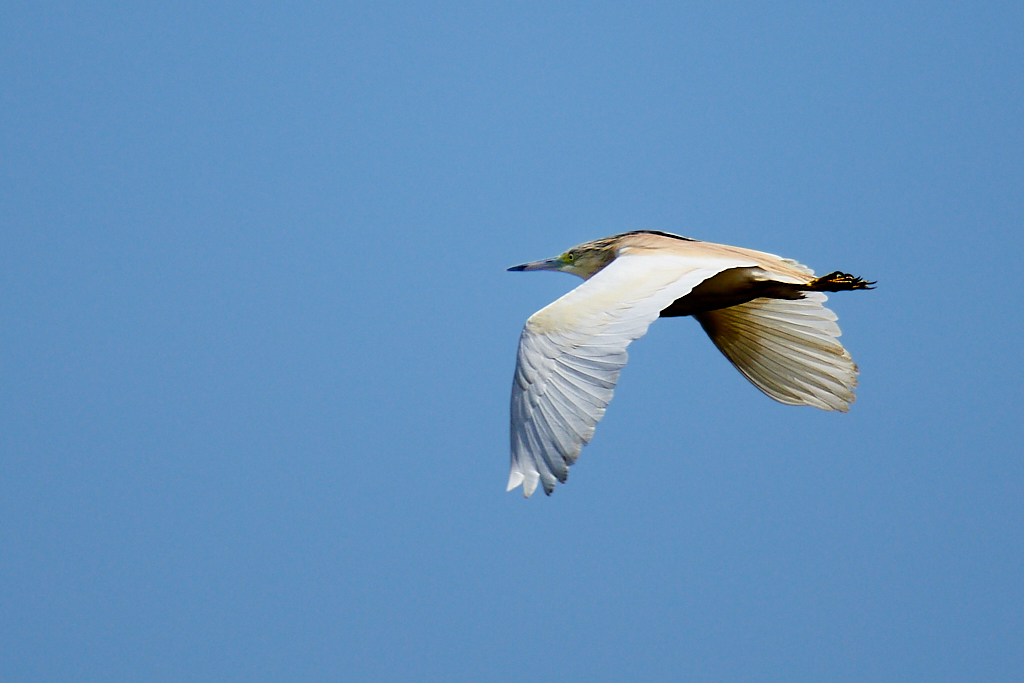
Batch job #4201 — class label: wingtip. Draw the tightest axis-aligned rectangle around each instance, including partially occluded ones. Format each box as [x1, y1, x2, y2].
[506, 470, 524, 492]
[522, 472, 539, 497]
[508, 469, 541, 497]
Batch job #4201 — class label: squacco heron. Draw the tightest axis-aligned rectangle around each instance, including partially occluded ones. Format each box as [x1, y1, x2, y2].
[507, 230, 873, 497]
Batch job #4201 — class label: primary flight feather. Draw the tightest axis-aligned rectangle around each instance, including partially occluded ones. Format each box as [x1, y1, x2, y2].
[507, 230, 873, 497]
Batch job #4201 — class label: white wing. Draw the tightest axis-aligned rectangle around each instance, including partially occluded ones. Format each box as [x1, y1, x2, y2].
[694, 292, 858, 411]
[509, 251, 755, 496]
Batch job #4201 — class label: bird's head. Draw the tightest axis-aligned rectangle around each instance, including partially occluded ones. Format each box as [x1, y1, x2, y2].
[507, 239, 618, 280]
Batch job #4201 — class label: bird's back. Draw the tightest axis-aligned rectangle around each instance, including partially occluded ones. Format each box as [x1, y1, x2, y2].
[614, 232, 816, 283]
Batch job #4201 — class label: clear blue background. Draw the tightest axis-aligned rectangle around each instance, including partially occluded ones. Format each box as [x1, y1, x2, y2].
[2, 2, 1021, 681]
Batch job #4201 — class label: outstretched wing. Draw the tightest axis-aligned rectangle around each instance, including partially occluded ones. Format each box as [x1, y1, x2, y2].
[695, 292, 858, 411]
[509, 252, 754, 496]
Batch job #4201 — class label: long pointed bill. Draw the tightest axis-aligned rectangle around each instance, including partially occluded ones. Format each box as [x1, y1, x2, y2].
[507, 257, 562, 272]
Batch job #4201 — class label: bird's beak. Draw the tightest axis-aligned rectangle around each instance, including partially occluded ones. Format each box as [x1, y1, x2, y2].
[507, 257, 562, 272]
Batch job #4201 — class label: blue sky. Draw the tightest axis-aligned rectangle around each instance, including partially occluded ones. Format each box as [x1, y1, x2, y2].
[2, 2, 1022, 681]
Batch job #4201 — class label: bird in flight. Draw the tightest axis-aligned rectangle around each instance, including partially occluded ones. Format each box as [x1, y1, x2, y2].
[507, 230, 873, 497]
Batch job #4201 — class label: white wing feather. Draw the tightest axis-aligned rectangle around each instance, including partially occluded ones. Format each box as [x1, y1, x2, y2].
[509, 252, 755, 496]
[694, 292, 858, 412]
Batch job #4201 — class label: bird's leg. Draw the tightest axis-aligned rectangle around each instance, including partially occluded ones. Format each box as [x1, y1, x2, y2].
[805, 271, 876, 292]
[661, 267, 876, 318]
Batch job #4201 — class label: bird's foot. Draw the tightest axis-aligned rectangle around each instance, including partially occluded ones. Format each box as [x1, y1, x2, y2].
[808, 271, 876, 292]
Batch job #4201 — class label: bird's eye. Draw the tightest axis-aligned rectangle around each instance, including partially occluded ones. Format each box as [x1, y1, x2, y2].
[566, 252, 575, 262]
